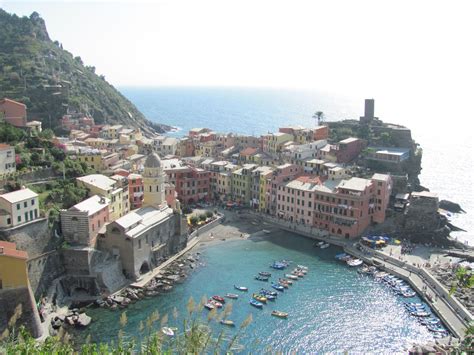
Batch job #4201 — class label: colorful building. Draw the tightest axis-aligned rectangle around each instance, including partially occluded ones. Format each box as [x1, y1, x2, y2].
[231, 164, 257, 205]
[0, 143, 16, 175]
[0, 188, 40, 228]
[60, 195, 110, 246]
[262, 132, 293, 157]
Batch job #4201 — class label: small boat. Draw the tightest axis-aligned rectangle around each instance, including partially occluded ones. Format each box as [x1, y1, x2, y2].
[411, 311, 431, 317]
[271, 310, 288, 319]
[209, 299, 223, 308]
[220, 319, 235, 327]
[320, 243, 330, 249]
[250, 299, 264, 308]
[278, 282, 289, 289]
[271, 283, 285, 291]
[401, 291, 416, 298]
[285, 274, 298, 280]
[406, 302, 424, 308]
[335, 253, 348, 260]
[212, 295, 225, 303]
[317, 241, 325, 246]
[252, 293, 267, 303]
[234, 285, 248, 291]
[419, 318, 440, 326]
[262, 293, 276, 300]
[262, 229, 271, 234]
[270, 262, 286, 270]
[204, 303, 215, 310]
[297, 265, 308, 270]
[292, 271, 304, 278]
[225, 293, 239, 299]
[347, 259, 363, 267]
[427, 325, 447, 333]
[260, 289, 278, 297]
[259, 271, 272, 277]
[255, 275, 270, 281]
[162, 327, 175, 336]
[279, 278, 293, 285]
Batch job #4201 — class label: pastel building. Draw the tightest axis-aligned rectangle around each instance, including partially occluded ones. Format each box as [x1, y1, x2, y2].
[231, 164, 257, 204]
[0, 143, 16, 175]
[262, 132, 293, 157]
[76, 174, 129, 221]
[0, 188, 40, 228]
[266, 164, 303, 214]
[276, 173, 392, 238]
[60, 195, 110, 246]
[128, 173, 144, 210]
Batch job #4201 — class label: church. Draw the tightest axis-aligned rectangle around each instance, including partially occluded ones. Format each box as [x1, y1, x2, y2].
[99, 152, 188, 280]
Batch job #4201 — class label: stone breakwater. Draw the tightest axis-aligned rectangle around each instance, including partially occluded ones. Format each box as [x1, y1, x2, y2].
[95, 252, 203, 310]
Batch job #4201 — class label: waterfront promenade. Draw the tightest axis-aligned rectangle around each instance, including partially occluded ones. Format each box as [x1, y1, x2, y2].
[241, 210, 470, 340]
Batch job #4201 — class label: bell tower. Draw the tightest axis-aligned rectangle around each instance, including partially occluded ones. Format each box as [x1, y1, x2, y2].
[142, 152, 165, 208]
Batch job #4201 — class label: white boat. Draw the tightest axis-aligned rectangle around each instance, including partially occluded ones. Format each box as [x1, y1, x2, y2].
[297, 265, 308, 270]
[162, 327, 175, 337]
[320, 243, 330, 249]
[262, 229, 271, 234]
[347, 259, 363, 266]
[317, 241, 325, 246]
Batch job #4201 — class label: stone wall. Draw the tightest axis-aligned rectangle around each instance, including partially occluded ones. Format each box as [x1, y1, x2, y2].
[27, 251, 65, 299]
[0, 287, 43, 338]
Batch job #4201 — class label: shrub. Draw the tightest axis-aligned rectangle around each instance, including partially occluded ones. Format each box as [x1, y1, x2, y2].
[205, 210, 213, 218]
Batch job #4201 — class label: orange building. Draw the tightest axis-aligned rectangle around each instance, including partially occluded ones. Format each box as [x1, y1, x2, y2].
[0, 98, 27, 128]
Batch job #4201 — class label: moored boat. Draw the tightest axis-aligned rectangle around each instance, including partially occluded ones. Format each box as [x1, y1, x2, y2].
[250, 299, 264, 308]
[320, 243, 330, 249]
[297, 265, 308, 270]
[271, 310, 288, 319]
[260, 289, 278, 297]
[270, 262, 286, 270]
[271, 283, 285, 291]
[225, 293, 239, 299]
[161, 327, 175, 336]
[255, 275, 270, 281]
[212, 295, 225, 303]
[220, 319, 235, 326]
[278, 281, 289, 288]
[347, 259, 363, 267]
[252, 293, 267, 303]
[285, 274, 298, 280]
[279, 278, 293, 285]
[410, 311, 431, 317]
[259, 271, 272, 277]
[204, 302, 215, 310]
[209, 299, 223, 308]
[234, 285, 248, 291]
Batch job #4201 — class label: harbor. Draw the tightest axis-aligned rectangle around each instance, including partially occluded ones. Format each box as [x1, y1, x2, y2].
[74, 211, 459, 352]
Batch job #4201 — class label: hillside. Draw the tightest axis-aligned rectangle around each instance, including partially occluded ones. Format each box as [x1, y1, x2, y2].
[0, 9, 170, 134]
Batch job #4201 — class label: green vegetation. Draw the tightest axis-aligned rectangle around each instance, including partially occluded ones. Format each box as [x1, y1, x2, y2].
[0, 9, 168, 133]
[205, 210, 213, 218]
[1, 297, 252, 354]
[189, 215, 198, 226]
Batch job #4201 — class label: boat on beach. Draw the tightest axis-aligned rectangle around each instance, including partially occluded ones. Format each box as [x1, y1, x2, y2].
[234, 285, 248, 291]
[250, 299, 264, 308]
[271, 310, 289, 319]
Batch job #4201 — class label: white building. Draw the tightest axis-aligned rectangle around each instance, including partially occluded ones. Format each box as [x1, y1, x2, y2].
[0, 188, 39, 228]
[0, 144, 16, 175]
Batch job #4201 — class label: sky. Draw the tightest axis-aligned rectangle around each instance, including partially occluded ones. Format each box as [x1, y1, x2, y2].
[1, 0, 474, 124]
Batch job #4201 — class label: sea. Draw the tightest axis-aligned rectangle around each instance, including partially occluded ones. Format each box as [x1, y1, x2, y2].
[79, 235, 436, 353]
[122, 86, 472, 245]
[75, 87, 470, 351]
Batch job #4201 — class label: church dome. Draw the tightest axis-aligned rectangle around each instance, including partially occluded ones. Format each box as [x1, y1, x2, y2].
[144, 152, 162, 168]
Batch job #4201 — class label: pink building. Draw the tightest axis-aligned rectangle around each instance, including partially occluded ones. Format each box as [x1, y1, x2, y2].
[266, 163, 303, 214]
[276, 173, 391, 238]
[330, 137, 366, 164]
[128, 173, 144, 210]
[0, 98, 27, 128]
[60, 195, 110, 246]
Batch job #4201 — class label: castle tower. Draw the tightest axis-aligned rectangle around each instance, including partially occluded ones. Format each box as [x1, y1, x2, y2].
[142, 152, 166, 208]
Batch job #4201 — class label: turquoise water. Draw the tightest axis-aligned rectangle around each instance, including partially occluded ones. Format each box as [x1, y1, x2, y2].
[80, 233, 435, 353]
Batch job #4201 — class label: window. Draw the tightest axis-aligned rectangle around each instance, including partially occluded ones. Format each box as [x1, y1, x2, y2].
[30, 210, 33, 220]
[138, 239, 142, 249]
[31, 199, 35, 205]
[17, 203, 20, 210]
[34, 210, 38, 218]
[7, 218, 11, 225]
[24, 212, 28, 221]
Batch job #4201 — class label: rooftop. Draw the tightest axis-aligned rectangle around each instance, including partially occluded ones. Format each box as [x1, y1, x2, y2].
[77, 174, 117, 191]
[372, 173, 391, 182]
[339, 137, 360, 144]
[337, 177, 372, 192]
[0, 241, 28, 260]
[70, 195, 109, 216]
[114, 205, 174, 238]
[0, 143, 13, 150]
[0, 188, 38, 203]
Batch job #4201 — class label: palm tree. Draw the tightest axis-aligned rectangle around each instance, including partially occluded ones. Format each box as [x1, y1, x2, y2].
[312, 111, 324, 126]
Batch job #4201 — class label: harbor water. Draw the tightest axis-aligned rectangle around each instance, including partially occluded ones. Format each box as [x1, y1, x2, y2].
[79, 233, 436, 353]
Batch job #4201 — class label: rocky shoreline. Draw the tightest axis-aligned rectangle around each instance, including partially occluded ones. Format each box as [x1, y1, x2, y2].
[96, 252, 204, 311]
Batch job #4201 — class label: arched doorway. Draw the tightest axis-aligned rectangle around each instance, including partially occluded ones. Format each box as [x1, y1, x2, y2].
[140, 261, 150, 274]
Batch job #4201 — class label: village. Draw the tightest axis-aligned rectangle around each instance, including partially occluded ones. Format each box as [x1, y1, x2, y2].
[0, 97, 470, 346]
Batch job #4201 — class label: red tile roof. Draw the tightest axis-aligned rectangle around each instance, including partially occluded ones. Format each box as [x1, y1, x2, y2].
[239, 147, 257, 157]
[0, 241, 28, 260]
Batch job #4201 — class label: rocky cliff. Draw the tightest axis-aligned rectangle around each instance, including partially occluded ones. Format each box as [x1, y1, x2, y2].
[0, 9, 170, 134]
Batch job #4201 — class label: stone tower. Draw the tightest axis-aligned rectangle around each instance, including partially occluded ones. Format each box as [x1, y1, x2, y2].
[142, 152, 166, 208]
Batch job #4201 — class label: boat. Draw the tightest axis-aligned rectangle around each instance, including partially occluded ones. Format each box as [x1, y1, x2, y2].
[410, 311, 431, 317]
[209, 299, 223, 308]
[225, 293, 239, 299]
[270, 262, 286, 270]
[295, 268, 307, 274]
[252, 293, 267, 303]
[297, 265, 308, 270]
[260, 289, 278, 297]
[262, 293, 276, 300]
[234, 285, 248, 291]
[406, 302, 424, 307]
[285, 274, 298, 280]
[262, 229, 271, 234]
[401, 291, 416, 298]
[278, 281, 289, 289]
[292, 270, 304, 278]
[279, 278, 293, 285]
[250, 299, 264, 308]
[212, 295, 225, 303]
[259, 271, 272, 277]
[204, 302, 215, 310]
[347, 259, 363, 267]
[220, 319, 235, 326]
[271, 283, 285, 291]
[419, 318, 440, 326]
[320, 243, 330, 249]
[271, 310, 288, 319]
[161, 327, 175, 336]
[427, 325, 447, 333]
[255, 275, 270, 281]
[335, 253, 349, 260]
[317, 241, 325, 246]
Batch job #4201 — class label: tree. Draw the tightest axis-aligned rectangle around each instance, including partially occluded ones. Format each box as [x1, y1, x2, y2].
[189, 216, 198, 226]
[39, 128, 54, 140]
[312, 111, 324, 126]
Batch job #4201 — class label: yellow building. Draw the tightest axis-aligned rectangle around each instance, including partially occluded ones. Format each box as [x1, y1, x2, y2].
[77, 149, 105, 171]
[0, 241, 28, 288]
[263, 132, 293, 156]
[231, 164, 256, 204]
[76, 174, 129, 221]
